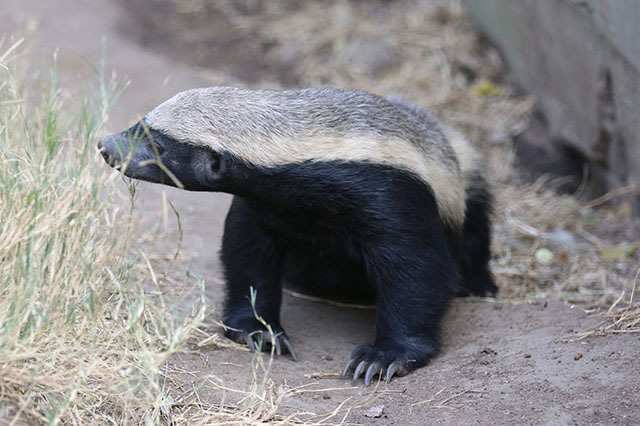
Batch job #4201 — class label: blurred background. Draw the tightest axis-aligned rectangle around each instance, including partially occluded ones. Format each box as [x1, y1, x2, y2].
[2, 0, 639, 423]
[5, 0, 640, 206]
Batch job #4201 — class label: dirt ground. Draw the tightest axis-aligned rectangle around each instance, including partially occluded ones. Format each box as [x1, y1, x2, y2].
[3, 0, 639, 424]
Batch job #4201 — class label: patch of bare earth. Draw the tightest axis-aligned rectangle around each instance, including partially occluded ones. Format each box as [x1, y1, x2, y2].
[111, 0, 640, 423]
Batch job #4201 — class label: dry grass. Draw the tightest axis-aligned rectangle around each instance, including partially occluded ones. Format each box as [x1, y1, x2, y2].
[566, 267, 640, 341]
[0, 38, 208, 424]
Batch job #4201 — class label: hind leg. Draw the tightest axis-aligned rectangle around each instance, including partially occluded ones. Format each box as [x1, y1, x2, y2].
[458, 178, 498, 297]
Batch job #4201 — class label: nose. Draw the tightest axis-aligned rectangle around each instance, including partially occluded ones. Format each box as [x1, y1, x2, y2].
[97, 135, 122, 166]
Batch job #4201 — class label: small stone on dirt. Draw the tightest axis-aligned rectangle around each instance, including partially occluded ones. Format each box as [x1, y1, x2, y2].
[574, 352, 583, 361]
[363, 405, 385, 418]
[535, 248, 554, 264]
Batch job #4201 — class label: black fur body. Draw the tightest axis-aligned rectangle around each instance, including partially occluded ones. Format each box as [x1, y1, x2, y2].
[97, 87, 497, 385]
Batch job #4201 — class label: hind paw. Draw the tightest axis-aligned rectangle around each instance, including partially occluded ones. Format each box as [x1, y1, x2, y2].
[458, 273, 498, 297]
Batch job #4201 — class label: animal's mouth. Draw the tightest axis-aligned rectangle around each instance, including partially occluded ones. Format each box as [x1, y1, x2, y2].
[97, 143, 122, 169]
[97, 131, 181, 187]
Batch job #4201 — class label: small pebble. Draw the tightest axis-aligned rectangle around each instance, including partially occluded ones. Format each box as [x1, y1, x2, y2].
[535, 248, 554, 264]
[363, 405, 385, 418]
[574, 352, 583, 361]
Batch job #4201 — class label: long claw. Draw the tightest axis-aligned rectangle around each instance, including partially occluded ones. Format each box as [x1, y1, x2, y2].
[364, 362, 383, 386]
[385, 361, 408, 382]
[281, 336, 298, 361]
[244, 334, 255, 352]
[342, 359, 355, 377]
[353, 361, 369, 381]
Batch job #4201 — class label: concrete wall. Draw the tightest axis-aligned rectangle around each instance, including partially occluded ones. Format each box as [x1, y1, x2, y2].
[463, 0, 640, 208]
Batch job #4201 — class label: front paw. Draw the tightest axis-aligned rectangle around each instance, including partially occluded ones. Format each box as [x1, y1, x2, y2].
[224, 318, 298, 361]
[342, 342, 437, 385]
[458, 272, 498, 297]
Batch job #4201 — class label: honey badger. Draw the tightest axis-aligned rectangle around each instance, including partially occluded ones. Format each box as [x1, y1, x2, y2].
[98, 86, 497, 385]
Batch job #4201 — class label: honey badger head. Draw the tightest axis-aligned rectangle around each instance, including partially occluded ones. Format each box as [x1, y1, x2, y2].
[98, 86, 468, 229]
[97, 120, 224, 191]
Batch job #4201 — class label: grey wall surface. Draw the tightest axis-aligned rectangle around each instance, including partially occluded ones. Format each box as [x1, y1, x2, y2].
[464, 0, 640, 209]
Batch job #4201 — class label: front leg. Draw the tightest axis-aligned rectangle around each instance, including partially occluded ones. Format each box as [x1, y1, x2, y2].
[343, 220, 459, 384]
[221, 197, 296, 359]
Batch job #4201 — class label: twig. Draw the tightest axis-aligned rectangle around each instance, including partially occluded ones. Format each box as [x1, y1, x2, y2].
[607, 291, 626, 314]
[584, 185, 636, 208]
[292, 386, 358, 394]
[628, 267, 639, 308]
[434, 389, 486, 408]
[412, 387, 446, 406]
[304, 372, 342, 379]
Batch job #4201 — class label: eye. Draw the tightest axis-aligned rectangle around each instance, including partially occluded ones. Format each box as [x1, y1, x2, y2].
[211, 152, 221, 174]
[150, 141, 165, 155]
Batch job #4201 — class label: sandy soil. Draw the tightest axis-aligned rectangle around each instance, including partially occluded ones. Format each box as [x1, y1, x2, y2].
[173, 299, 640, 424]
[2, 0, 638, 424]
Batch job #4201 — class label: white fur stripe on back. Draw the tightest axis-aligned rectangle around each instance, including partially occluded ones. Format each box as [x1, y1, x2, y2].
[145, 87, 470, 229]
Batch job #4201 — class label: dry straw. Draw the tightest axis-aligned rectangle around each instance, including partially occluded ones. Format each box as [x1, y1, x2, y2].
[0, 37, 208, 424]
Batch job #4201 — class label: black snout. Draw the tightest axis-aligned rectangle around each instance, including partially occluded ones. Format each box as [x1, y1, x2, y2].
[97, 128, 170, 184]
[97, 135, 127, 168]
